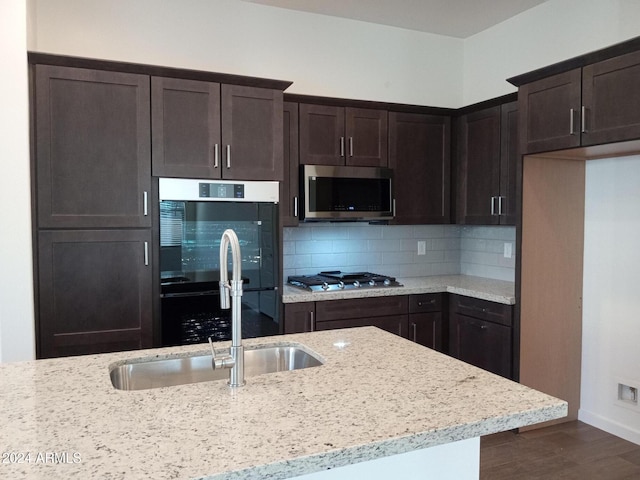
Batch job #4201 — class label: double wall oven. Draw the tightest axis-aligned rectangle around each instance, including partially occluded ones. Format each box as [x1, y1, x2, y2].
[159, 178, 280, 346]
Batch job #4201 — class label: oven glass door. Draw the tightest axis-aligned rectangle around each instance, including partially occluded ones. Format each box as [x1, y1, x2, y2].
[159, 200, 279, 345]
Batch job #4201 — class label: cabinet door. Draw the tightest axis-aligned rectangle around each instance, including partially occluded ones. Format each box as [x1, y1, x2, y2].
[582, 50, 640, 146]
[499, 101, 519, 225]
[221, 85, 284, 180]
[35, 65, 151, 229]
[345, 108, 388, 167]
[281, 102, 300, 227]
[299, 104, 345, 165]
[409, 313, 443, 351]
[316, 315, 408, 338]
[283, 302, 315, 334]
[518, 69, 581, 154]
[37, 230, 153, 359]
[449, 313, 512, 379]
[389, 112, 450, 224]
[151, 77, 221, 178]
[456, 106, 501, 224]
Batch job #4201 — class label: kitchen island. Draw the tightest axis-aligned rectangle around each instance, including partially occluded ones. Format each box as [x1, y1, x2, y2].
[0, 327, 565, 479]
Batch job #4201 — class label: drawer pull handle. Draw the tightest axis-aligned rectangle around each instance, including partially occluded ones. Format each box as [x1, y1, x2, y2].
[417, 299, 436, 307]
[471, 323, 487, 330]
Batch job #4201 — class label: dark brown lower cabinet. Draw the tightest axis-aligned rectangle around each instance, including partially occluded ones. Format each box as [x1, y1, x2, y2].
[283, 293, 514, 378]
[283, 294, 446, 347]
[37, 229, 153, 358]
[315, 296, 409, 337]
[408, 293, 446, 352]
[448, 294, 513, 379]
[283, 296, 409, 337]
[283, 302, 315, 334]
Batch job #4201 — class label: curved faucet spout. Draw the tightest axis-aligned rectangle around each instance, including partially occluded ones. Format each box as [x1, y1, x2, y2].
[219, 229, 242, 310]
[218, 228, 245, 387]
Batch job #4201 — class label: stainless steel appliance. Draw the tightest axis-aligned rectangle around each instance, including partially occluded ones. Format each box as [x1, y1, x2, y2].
[300, 165, 394, 221]
[288, 271, 403, 292]
[159, 178, 279, 345]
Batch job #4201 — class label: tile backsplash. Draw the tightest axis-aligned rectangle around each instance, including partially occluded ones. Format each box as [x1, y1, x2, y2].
[283, 223, 515, 282]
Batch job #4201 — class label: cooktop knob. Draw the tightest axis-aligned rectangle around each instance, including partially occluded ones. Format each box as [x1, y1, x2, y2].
[369, 279, 376, 286]
[353, 280, 361, 288]
[322, 282, 330, 290]
[338, 281, 345, 289]
[383, 278, 391, 286]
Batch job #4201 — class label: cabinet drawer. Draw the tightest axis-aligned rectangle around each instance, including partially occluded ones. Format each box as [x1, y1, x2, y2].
[449, 294, 512, 327]
[315, 295, 408, 322]
[409, 293, 443, 313]
[316, 315, 408, 338]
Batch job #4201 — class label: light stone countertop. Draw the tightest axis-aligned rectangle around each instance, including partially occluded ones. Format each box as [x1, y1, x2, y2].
[0, 327, 565, 480]
[282, 274, 515, 305]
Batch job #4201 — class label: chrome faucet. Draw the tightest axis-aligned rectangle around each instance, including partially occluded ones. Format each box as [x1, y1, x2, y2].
[208, 229, 245, 387]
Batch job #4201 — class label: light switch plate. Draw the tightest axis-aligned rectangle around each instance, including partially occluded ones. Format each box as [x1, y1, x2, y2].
[503, 242, 513, 259]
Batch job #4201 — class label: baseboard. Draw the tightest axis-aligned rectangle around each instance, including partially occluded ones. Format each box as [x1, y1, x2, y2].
[578, 409, 640, 446]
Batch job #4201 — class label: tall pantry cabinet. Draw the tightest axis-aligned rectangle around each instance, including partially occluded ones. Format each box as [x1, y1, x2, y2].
[33, 64, 153, 358]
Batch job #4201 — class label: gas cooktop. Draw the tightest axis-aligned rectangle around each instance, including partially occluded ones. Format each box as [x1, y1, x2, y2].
[287, 271, 403, 292]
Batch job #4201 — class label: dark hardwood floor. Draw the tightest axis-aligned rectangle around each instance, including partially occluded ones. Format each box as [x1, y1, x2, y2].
[481, 421, 640, 479]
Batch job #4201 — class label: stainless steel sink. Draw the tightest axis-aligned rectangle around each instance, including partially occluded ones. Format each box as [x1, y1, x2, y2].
[110, 344, 323, 391]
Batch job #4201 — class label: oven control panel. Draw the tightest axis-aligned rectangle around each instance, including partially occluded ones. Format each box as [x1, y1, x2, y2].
[199, 183, 244, 199]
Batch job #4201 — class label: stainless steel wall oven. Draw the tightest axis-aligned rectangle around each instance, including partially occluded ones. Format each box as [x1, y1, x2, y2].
[159, 178, 280, 345]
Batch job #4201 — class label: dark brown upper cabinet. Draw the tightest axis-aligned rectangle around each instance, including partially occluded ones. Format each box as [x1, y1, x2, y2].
[519, 49, 640, 154]
[388, 112, 450, 224]
[152, 78, 284, 181]
[151, 77, 221, 178]
[582, 50, 640, 146]
[456, 101, 518, 225]
[499, 102, 519, 225]
[299, 104, 388, 167]
[35, 65, 151, 229]
[281, 102, 300, 227]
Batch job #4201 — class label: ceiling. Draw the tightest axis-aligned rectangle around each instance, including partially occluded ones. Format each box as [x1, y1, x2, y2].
[242, 0, 549, 38]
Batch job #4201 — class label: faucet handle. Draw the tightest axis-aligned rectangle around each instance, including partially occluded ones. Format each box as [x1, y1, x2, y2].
[208, 336, 234, 370]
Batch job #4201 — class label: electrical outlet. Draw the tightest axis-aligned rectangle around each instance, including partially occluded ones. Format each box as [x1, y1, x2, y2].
[417, 240, 426, 256]
[503, 242, 513, 259]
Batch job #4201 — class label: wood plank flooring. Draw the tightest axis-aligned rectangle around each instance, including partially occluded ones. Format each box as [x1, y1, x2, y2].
[480, 421, 640, 479]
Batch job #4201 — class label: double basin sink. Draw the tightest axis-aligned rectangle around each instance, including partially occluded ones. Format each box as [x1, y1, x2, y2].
[110, 343, 323, 391]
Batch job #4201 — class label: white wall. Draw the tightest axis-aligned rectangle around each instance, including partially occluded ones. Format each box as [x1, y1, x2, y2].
[31, 0, 464, 107]
[0, 0, 35, 362]
[463, 0, 640, 105]
[580, 156, 640, 445]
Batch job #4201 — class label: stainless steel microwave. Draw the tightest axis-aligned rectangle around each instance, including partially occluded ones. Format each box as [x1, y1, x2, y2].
[300, 165, 394, 221]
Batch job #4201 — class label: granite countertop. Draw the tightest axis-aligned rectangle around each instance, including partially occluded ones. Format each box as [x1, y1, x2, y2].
[0, 327, 565, 480]
[282, 274, 516, 305]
